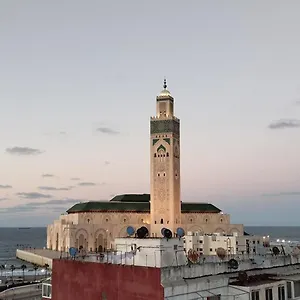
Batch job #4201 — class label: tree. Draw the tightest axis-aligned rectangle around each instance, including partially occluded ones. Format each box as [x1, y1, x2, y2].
[10, 265, 15, 283]
[33, 264, 39, 281]
[21, 264, 27, 282]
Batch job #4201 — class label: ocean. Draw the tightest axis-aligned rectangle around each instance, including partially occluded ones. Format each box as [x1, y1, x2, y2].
[0, 226, 299, 269]
[0, 227, 46, 269]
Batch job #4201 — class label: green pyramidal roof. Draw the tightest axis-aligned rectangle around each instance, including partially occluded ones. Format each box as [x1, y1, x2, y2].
[66, 194, 221, 214]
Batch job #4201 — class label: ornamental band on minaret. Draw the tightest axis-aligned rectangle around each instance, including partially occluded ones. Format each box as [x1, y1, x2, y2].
[150, 79, 181, 236]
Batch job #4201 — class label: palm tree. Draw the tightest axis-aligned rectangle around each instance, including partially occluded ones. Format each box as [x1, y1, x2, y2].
[44, 263, 49, 278]
[33, 264, 38, 281]
[10, 265, 15, 283]
[21, 264, 27, 282]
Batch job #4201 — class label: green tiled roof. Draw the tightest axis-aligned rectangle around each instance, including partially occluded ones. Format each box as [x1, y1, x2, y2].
[110, 194, 150, 203]
[67, 194, 221, 214]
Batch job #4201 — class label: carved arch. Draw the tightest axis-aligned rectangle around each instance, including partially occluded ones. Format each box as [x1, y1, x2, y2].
[119, 226, 129, 237]
[188, 226, 204, 234]
[94, 228, 108, 252]
[214, 227, 225, 234]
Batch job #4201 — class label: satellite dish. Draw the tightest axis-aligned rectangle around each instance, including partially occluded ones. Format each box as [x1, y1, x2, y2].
[216, 247, 226, 260]
[292, 247, 300, 257]
[272, 246, 280, 256]
[69, 247, 78, 257]
[126, 226, 135, 236]
[163, 228, 172, 239]
[161, 228, 166, 236]
[176, 227, 185, 238]
[238, 271, 248, 283]
[136, 226, 149, 239]
[253, 256, 264, 266]
[256, 245, 267, 256]
[187, 249, 200, 264]
[228, 258, 239, 270]
[284, 245, 293, 256]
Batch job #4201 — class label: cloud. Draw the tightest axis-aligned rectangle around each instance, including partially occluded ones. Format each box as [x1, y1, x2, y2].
[104, 161, 110, 165]
[268, 119, 300, 129]
[59, 131, 67, 135]
[42, 174, 55, 178]
[262, 191, 300, 197]
[78, 182, 97, 186]
[6, 147, 44, 155]
[38, 186, 71, 191]
[0, 198, 82, 214]
[70, 177, 80, 181]
[16, 192, 52, 199]
[0, 198, 7, 201]
[0, 184, 12, 189]
[96, 127, 119, 135]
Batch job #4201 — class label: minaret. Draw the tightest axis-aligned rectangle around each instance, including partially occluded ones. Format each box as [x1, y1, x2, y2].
[150, 79, 181, 237]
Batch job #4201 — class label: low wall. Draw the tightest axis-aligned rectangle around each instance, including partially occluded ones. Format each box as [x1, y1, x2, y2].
[0, 283, 42, 297]
[16, 250, 53, 269]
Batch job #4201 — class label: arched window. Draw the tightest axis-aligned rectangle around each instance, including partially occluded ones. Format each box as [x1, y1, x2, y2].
[154, 153, 157, 157]
[160, 218, 164, 224]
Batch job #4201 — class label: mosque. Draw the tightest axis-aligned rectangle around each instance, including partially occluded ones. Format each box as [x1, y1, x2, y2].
[46, 81, 243, 252]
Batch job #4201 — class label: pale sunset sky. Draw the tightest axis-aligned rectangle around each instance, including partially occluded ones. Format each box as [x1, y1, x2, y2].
[1, 1, 300, 226]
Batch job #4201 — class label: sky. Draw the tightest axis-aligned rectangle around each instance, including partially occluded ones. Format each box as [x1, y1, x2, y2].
[1, 1, 300, 226]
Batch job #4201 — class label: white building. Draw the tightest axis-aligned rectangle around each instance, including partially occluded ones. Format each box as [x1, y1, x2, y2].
[184, 231, 238, 256]
[183, 232, 270, 257]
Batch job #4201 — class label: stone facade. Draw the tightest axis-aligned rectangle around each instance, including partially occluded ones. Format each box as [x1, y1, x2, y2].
[46, 81, 244, 252]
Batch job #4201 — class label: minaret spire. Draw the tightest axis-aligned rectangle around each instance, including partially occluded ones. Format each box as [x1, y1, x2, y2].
[163, 78, 167, 89]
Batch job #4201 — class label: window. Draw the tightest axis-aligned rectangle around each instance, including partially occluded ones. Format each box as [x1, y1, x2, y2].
[166, 152, 169, 157]
[42, 284, 52, 299]
[278, 286, 285, 300]
[160, 218, 164, 224]
[210, 248, 213, 252]
[154, 153, 157, 157]
[265, 288, 273, 300]
[251, 290, 259, 300]
[287, 282, 292, 298]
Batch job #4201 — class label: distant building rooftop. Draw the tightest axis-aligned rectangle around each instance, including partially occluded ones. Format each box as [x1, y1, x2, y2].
[67, 194, 221, 214]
